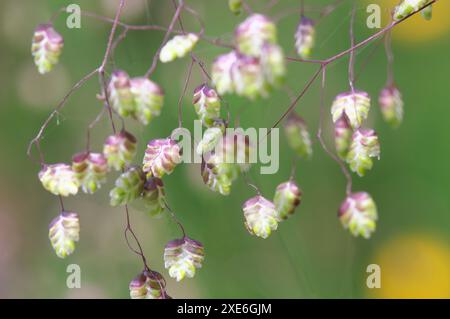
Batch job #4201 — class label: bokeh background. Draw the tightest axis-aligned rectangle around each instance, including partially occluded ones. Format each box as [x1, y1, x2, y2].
[0, 0, 449, 298]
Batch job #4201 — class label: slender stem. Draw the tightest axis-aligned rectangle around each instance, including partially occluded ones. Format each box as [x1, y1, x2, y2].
[27, 68, 99, 164]
[354, 37, 383, 83]
[289, 155, 299, 181]
[317, 67, 353, 195]
[384, 31, 395, 86]
[242, 1, 253, 14]
[162, 199, 186, 238]
[324, 0, 437, 65]
[348, 3, 356, 91]
[58, 195, 65, 212]
[268, 66, 323, 134]
[124, 204, 150, 271]
[145, 0, 185, 78]
[86, 106, 107, 152]
[243, 172, 262, 196]
[99, 0, 125, 72]
[178, 59, 195, 128]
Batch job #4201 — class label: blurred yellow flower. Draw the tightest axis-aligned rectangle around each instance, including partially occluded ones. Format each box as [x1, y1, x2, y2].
[369, 234, 450, 298]
[366, 0, 450, 44]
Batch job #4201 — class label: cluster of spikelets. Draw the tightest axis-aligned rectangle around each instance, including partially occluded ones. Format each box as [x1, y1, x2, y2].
[243, 180, 302, 239]
[328, 89, 382, 238]
[33, 0, 436, 298]
[129, 236, 205, 298]
[393, 0, 433, 21]
[107, 70, 164, 125]
[212, 14, 286, 100]
[190, 83, 255, 196]
[129, 271, 170, 299]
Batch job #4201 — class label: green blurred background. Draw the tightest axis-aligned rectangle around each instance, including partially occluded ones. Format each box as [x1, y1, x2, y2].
[0, 0, 449, 298]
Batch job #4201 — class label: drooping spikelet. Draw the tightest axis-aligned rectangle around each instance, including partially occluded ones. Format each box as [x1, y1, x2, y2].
[193, 84, 221, 128]
[108, 70, 135, 117]
[201, 155, 234, 196]
[421, 4, 432, 20]
[31, 24, 63, 74]
[48, 211, 80, 258]
[141, 177, 165, 217]
[284, 112, 313, 159]
[143, 138, 182, 178]
[72, 152, 108, 194]
[211, 51, 238, 96]
[130, 77, 164, 125]
[346, 129, 380, 177]
[109, 166, 145, 206]
[393, 0, 428, 21]
[159, 33, 199, 63]
[294, 16, 315, 59]
[338, 192, 378, 239]
[196, 123, 225, 156]
[334, 115, 353, 159]
[261, 43, 286, 87]
[379, 86, 404, 128]
[39, 163, 79, 196]
[228, 0, 243, 15]
[103, 131, 137, 171]
[273, 181, 302, 220]
[129, 271, 169, 299]
[164, 237, 205, 282]
[331, 90, 371, 129]
[216, 130, 253, 172]
[231, 55, 270, 100]
[235, 14, 277, 57]
[243, 195, 279, 239]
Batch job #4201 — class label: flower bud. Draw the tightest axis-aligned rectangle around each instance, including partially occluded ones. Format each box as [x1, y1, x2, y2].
[39, 163, 79, 196]
[130, 77, 164, 125]
[49, 211, 80, 258]
[164, 237, 205, 282]
[129, 271, 168, 299]
[334, 115, 352, 159]
[193, 84, 221, 127]
[346, 129, 380, 177]
[196, 122, 225, 155]
[159, 33, 199, 63]
[284, 113, 313, 159]
[108, 70, 135, 117]
[235, 14, 277, 57]
[294, 16, 315, 59]
[109, 166, 145, 206]
[72, 152, 108, 194]
[274, 181, 302, 220]
[228, 0, 243, 15]
[142, 177, 165, 217]
[103, 131, 137, 171]
[338, 192, 378, 239]
[261, 43, 286, 87]
[331, 90, 371, 129]
[31, 24, 63, 74]
[379, 86, 404, 128]
[393, 0, 428, 21]
[143, 138, 181, 178]
[212, 51, 238, 96]
[421, 4, 432, 20]
[243, 195, 279, 238]
[231, 55, 269, 100]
